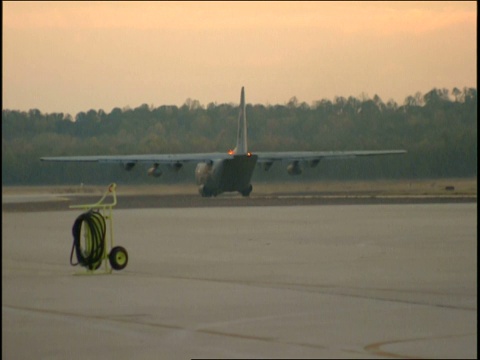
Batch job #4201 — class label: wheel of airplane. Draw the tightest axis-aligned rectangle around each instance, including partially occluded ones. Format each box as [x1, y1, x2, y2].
[240, 184, 253, 197]
[109, 246, 128, 270]
[199, 185, 214, 197]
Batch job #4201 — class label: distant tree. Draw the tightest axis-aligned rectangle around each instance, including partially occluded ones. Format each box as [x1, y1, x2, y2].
[1, 87, 477, 184]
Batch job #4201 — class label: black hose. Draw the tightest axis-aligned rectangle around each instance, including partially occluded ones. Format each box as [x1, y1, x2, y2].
[70, 210, 106, 270]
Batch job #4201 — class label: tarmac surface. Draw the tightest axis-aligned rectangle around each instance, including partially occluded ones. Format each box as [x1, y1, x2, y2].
[2, 192, 477, 359]
[2, 191, 477, 212]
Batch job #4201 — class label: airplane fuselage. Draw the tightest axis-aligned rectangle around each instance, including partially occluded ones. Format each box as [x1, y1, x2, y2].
[195, 154, 258, 197]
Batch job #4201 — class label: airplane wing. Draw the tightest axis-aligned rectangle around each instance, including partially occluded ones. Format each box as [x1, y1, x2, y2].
[253, 149, 407, 173]
[41, 149, 406, 165]
[256, 149, 407, 163]
[40, 152, 234, 165]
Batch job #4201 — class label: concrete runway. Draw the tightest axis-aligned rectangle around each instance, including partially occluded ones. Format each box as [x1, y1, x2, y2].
[2, 201, 477, 359]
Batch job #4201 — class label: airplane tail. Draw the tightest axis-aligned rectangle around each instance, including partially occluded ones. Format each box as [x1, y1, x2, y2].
[233, 87, 248, 155]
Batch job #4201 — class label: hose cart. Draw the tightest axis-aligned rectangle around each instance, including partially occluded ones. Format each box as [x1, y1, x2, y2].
[69, 183, 128, 274]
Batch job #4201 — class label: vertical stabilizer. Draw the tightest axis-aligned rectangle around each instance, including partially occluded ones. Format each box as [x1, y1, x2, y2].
[234, 87, 248, 155]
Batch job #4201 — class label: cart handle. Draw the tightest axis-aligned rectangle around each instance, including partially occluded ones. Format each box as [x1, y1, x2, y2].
[69, 183, 117, 210]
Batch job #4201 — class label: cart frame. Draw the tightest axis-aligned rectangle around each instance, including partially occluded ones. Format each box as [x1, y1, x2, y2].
[70, 183, 126, 274]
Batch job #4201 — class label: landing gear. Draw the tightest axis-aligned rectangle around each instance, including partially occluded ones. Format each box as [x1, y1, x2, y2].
[199, 185, 209, 197]
[198, 185, 216, 197]
[240, 184, 253, 197]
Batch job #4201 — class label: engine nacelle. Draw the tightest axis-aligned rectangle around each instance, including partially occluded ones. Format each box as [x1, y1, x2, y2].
[262, 161, 273, 171]
[287, 161, 302, 175]
[122, 162, 136, 171]
[147, 164, 162, 178]
[168, 162, 183, 172]
[195, 161, 213, 185]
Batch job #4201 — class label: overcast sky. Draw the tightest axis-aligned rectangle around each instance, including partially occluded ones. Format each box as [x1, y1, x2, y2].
[3, 1, 476, 115]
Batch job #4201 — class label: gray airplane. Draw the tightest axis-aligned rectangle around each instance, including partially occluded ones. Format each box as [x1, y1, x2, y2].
[41, 87, 407, 197]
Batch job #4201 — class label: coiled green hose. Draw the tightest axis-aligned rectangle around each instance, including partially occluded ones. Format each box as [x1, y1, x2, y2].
[70, 210, 106, 270]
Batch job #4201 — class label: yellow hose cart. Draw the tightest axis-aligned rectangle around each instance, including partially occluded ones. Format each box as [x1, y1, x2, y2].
[69, 183, 128, 274]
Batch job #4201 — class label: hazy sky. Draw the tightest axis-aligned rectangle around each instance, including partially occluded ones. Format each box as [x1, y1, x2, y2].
[3, 1, 477, 115]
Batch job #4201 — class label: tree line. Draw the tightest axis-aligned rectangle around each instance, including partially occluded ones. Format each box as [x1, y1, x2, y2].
[2, 87, 477, 185]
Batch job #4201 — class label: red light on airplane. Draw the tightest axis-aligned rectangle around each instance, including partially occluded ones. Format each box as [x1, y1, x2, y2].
[228, 149, 234, 155]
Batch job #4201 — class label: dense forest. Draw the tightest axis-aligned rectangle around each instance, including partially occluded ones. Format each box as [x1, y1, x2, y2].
[2, 87, 477, 186]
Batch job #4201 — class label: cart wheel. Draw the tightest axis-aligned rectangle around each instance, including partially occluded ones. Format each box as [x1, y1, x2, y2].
[109, 246, 128, 270]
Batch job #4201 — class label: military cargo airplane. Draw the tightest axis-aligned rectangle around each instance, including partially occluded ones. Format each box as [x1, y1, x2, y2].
[41, 87, 407, 197]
